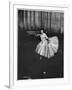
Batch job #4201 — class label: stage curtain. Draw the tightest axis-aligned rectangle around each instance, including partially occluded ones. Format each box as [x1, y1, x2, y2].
[18, 10, 64, 33]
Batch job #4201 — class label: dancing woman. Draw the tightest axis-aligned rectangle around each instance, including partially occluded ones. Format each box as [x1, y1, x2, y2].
[35, 30, 59, 60]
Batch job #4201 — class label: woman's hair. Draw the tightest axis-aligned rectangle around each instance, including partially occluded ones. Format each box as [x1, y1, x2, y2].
[41, 29, 48, 33]
[41, 29, 43, 31]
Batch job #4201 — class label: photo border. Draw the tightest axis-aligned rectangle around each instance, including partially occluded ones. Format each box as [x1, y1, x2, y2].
[9, 1, 70, 88]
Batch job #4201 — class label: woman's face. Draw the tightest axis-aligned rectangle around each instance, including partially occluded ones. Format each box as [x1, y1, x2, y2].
[41, 30, 43, 34]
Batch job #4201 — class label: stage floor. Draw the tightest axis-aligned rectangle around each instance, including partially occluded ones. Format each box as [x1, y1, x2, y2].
[17, 31, 64, 80]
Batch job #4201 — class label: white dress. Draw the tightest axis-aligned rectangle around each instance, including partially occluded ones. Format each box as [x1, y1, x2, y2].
[35, 33, 59, 58]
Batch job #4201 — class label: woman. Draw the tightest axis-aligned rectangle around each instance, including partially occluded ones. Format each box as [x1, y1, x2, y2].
[35, 30, 59, 60]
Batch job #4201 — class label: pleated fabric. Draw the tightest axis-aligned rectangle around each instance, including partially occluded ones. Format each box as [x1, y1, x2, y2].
[35, 36, 59, 58]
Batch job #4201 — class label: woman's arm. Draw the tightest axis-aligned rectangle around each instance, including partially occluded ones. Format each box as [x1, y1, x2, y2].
[44, 33, 50, 43]
[35, 34, 41, 37]
[44, 33, 48, 39]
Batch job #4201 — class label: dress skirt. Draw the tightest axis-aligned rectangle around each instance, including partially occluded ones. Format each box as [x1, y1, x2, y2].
[35, 36, 59, 58]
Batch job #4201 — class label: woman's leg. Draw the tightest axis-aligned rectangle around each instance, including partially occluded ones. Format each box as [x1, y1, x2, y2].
[40, 56, 42, 60]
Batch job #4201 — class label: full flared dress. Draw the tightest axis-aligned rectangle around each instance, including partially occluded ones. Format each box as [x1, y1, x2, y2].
[35, 33, 59, 58]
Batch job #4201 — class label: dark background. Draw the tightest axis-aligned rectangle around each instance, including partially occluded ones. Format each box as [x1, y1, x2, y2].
[17, 10, 64, 80]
